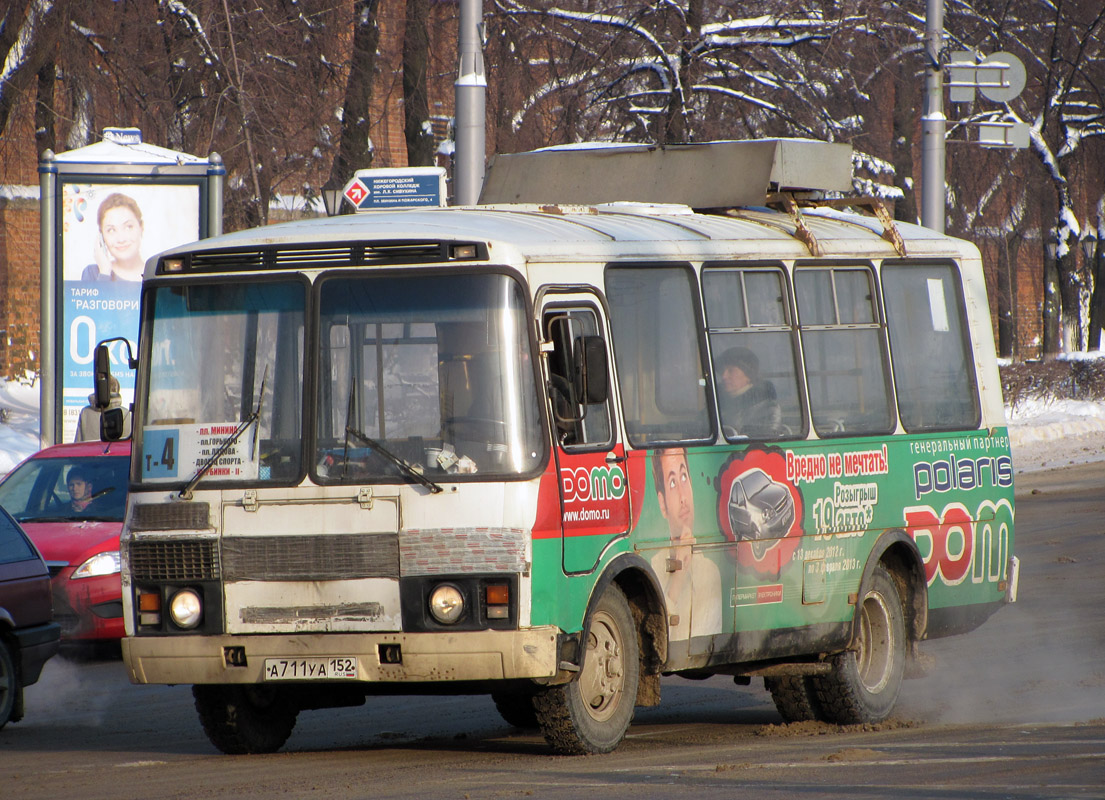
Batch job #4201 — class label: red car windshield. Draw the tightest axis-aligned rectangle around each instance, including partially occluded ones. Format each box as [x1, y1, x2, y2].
[0, 456, 129, 523]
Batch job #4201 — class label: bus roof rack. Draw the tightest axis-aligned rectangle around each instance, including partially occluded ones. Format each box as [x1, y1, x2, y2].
[758, 192, 908, 258]
[479, 139, 853, 208]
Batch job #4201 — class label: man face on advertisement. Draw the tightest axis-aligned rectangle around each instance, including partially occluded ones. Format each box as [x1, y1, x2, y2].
[655, 448, 694, 541]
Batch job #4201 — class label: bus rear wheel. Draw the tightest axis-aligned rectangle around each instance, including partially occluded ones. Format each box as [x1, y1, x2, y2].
[193, 684, 299, 754]
[812, 565, 906, 724]
[533, 585, 639, 754]
[764, 675, 824, 723]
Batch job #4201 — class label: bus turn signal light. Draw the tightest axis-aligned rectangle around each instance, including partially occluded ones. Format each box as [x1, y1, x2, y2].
[138, 591, 161, 626]
[486, 584, 509, 619]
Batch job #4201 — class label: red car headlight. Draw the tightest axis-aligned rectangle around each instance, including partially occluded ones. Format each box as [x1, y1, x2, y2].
[72, 551, 121, 579]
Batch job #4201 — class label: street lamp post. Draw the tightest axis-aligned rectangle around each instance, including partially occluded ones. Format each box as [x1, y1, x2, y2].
[1043, 238, 1061, 357]
[921, 0, 946, 232]
[1084, 235, 1103, 351]
[454, 0, 486, 206]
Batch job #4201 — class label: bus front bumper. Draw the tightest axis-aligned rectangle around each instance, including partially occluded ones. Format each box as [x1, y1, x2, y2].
[123, 627, 561, 685]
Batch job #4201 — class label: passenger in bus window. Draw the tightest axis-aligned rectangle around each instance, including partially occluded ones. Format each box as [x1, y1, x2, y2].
[717, 347, 781, 437]
[649, 448, 722, 639]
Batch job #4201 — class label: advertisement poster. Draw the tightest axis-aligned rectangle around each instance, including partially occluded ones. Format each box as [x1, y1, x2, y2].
[59, 182, 200, 442]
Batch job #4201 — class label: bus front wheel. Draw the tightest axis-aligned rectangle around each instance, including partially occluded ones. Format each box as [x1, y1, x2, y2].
[813, 565, 906, 724]
[533, 585, 639, 754]
[193, 684, 299, 754]
[491, 686, 540, 729]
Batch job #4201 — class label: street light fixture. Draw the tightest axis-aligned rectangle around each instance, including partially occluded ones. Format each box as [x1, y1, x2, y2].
[321, 188, 344, 217]
[1081, 234, 1097, 265]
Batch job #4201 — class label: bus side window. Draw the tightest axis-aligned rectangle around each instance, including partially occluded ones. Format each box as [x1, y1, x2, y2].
[544, 309, 613, 449]
[606, 265, 713, 446]
[882, 262, 980, 431]
[795, 266, 895, 437]
[703, 266, 805, 440]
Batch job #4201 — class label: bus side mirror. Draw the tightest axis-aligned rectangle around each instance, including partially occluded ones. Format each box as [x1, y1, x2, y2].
[100, 407, 126, 441]
[574, 335, 609, 405]
[93, 344, 113, 410]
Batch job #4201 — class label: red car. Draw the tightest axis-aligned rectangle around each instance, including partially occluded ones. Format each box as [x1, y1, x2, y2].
[0, 442, 130, 645]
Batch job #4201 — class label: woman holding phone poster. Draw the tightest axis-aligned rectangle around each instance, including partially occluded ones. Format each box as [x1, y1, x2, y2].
[82, 192, 145, 282]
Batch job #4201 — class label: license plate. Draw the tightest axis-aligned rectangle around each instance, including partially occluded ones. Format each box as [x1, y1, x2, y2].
[263, 657, 358, 680]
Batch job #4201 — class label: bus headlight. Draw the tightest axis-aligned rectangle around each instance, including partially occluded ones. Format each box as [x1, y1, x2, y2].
[428, 583, 464, 624]
[169, 589, 203, 629]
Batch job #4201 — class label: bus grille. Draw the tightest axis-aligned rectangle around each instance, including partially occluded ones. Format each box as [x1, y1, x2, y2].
[131, 502, 211, 531]
[130, 540, 220, 581]
[221, 534, 400, 581]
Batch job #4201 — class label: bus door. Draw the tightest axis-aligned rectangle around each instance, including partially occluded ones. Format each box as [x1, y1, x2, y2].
[540, 295, 632, 574]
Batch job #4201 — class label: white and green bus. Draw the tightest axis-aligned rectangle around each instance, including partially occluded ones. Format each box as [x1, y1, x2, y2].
[101, 140, 1018, 755]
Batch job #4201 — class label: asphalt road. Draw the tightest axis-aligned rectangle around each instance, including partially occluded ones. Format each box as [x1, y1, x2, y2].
[2, 463, 1103, 799]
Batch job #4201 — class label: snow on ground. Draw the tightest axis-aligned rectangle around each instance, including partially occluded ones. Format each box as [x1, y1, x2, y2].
[0, 378, 1103, 477]
[1005, 397, 1105, 473]
[0, 378, 46, 474]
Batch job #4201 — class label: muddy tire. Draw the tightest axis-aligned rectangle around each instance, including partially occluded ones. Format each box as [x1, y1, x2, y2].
[193, 684, 299, 754]
[533, 585, 639, 754]
[764, 675, 824, 723]
[491, 687, 540, 729]
[812, 566, 906, 724]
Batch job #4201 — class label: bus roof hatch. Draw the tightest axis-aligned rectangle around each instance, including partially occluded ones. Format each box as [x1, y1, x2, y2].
[478, 139, 853, 208]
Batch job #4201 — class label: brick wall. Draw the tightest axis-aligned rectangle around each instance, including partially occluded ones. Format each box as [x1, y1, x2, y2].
[0, 197, 42, 379]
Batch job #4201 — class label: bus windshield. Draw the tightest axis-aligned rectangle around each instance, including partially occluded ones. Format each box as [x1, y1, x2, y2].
[315, 272, 543, 481]
[138, 280, 306, 485]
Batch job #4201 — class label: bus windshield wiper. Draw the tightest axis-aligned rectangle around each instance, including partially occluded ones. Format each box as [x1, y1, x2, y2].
[344, 425, 444, 494]
[179, 367, 268, 499]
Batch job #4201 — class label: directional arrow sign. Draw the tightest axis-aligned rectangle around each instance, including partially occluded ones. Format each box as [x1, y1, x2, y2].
[342, 177, 370, 209]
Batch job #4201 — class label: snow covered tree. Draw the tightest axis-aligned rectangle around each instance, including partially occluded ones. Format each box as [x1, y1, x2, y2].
[326, 0, 383, 198]
[403, 0, 435, 167]
[0, 0, 69, 160]
[943, 0, 1105, 354]
[2, 1, 349, 229]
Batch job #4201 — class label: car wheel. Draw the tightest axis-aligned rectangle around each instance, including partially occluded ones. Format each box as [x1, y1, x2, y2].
[812, 565, 906, 724]
[0, 636, 20, 729]
[533, 585, 639, 754]
[193, 684, 299, 754]
[0, 638, 17, 730]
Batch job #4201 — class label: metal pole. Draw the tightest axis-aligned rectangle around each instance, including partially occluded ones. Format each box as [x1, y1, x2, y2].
[208, 152, 225, 237]
[921, 0, 946, 232]
[454, 0, 486, 206]
[38, 151, 58, 447]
